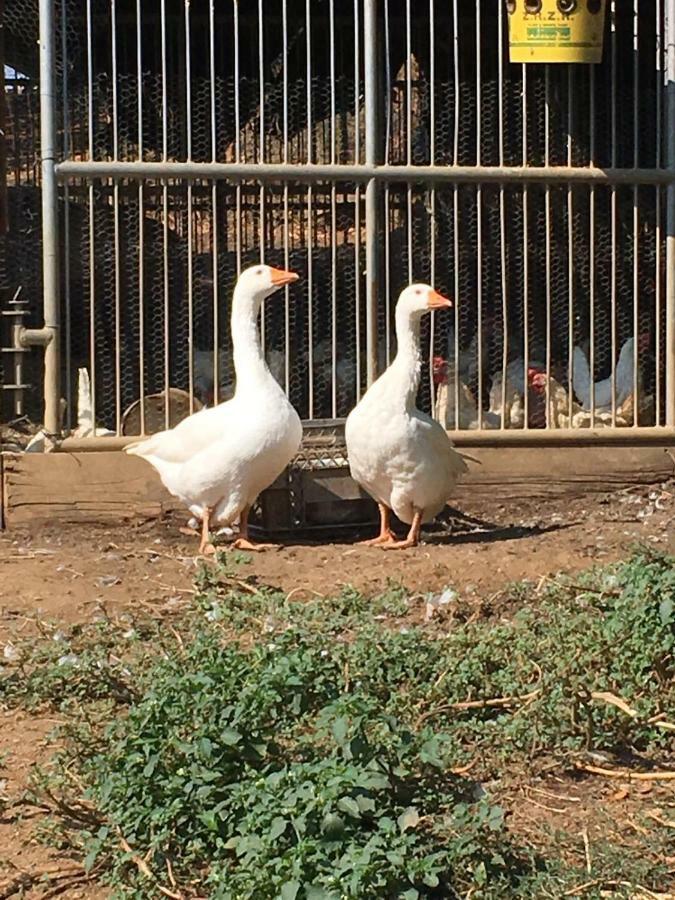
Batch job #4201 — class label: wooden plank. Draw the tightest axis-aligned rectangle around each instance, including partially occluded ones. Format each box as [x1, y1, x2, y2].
[1, 445, 674, 527]
[1, 451, 181, 526]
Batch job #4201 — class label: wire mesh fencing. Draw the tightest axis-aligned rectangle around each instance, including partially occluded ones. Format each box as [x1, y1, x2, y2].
[1, 0, 673, 437]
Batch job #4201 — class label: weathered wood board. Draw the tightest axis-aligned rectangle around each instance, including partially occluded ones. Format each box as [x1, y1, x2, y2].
[1, 445, 674, 528]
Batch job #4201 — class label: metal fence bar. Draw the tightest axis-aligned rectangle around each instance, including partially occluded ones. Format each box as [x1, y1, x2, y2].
[364, 0, 380, 386]
[667, 0, 675, 426]
[632, 0, 640, 427]
[35, 0, 61, 434]
[161, 0, 170, 428]
[61, 0, 71, 425]
[111, 0, 121, 433]
[209, 0, 219, 404]
[656, 0, 663, 425]
[56, 424, 675, 455]
[86, 0, 96, 433]
[353, 0, 361, 399]
[136, 0, 145, 432]
[55, 161, 675, 186]
[305, 0, 314, 419]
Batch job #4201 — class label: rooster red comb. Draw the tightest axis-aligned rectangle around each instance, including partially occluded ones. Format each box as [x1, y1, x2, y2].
[432, 356, 448, 384]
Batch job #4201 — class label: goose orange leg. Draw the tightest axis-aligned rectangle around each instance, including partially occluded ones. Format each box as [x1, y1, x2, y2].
[359, 504, 397, 546]
[231, 506, 277, 552]
[381, 509, 423, 550]
[198, 507, 216, 556]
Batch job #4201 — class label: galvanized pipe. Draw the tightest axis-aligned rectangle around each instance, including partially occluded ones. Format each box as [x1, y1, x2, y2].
[55, 426, 675, 454]
[54, 160, 675, 186]
[364, 0, 380, 386]
[38, 0, 61, 435]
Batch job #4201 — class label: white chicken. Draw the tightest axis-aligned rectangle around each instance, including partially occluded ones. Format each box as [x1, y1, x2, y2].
[432, 356, 480, 430]
[72, 368, 115, 439]
[571, 333, 650, 411]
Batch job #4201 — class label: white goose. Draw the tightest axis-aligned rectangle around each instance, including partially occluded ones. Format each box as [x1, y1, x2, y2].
[125, 265, 302, 554]
[345, 284, 468, 549]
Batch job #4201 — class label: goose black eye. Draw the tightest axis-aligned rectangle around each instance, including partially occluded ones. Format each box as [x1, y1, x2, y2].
[256, 268, 263, 275]
[415, 289, 422, 295]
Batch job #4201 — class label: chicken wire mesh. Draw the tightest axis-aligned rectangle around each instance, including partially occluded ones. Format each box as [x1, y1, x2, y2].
[1, 0, 672, 437]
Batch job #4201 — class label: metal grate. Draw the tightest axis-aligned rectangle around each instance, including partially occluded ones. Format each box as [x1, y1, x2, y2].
[1, 0, 674, 439]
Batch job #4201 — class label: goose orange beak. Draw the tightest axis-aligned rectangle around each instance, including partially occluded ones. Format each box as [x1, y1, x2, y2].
[427, 289, 452, 310]
[270, 267, 299, 286]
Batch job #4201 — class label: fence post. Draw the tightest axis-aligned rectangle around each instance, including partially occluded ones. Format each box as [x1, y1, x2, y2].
[38, 0, 61, 434]
[666, 0, 675, 426]
[364, 0, 381, 386]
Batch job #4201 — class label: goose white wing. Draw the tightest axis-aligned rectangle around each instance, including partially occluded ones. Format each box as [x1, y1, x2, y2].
[125, 400, 237, 464]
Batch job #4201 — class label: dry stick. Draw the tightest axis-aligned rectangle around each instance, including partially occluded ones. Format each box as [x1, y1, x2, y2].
[564, 879, 672, 899]
[417, 689, 541, 727]
[119, 835, 183, 900]
[581, 826, 592, 875]
[590, 690, 638, 718]
[575, 762, 675, 781]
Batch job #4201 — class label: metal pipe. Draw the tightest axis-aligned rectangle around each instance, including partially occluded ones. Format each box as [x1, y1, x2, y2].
[38, 0, 61, 435]
[666, 0, 675, 425]
[364, 0, 380, 386]
[55, 161, 675, 186]
[55, 426, 675, 454]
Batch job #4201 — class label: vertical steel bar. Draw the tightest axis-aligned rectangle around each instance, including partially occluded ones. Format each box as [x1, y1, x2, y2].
[185, 0, 194, 411]
[475, 1, 483, 428]
[354, 0, 362, 398]
[364, 0, 380, 386]
[86, 0, 96, 432]
[544, 66, 552, 424]
[452, 0, 460, 421]
[209, 0, 219, 404]
[283, 0, 290, 396]
[383, 0, 391, 365]
[258, 0, 266, 368]
[666, 0, 675, 425]
[405, 0, 412, 283]
[656, 0, 662, 424]
[61, 0, 71, 427]
[161, 0, 170, 428]
[632, 0, 639, 426]
[329, 0, 337, 416]
[590, 60, 597, 420]
[136, 0, 145, 431]
[38, 0, 61, 433]
[522, 63, 529, 427]
[428, 0, 436, 408]
[567, 66, 575, 423]
[609, 0, 617, 422]
[234, 0, 242, 273]
[111, 0, 121, 433]
[306, 0, 314, 417]
[498, 0, 508, 429]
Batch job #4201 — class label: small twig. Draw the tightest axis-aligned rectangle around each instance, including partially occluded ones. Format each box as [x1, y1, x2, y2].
[528, 786, 581, 804]
[449, 758, 477, 776]
[646, 809, 675, 829]
[575, 762, 675, 781]
[417, 689, 541, 727]
[119, 835, 184, 899]
[590, 691, 638, 718]
[581, 827, 592, 875]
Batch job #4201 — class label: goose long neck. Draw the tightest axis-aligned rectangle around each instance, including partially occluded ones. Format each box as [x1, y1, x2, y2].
[231, 286, 267, 387]
[388, 307, 422, 409]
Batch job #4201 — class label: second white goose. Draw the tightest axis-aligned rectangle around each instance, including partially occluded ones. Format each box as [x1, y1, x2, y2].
[345, 284, 468, 549]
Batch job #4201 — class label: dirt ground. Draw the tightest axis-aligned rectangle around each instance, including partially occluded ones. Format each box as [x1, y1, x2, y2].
[0, 484, 674, 897]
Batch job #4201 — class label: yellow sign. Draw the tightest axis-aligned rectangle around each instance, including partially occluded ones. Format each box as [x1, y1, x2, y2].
[507, 1, 606, 64]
